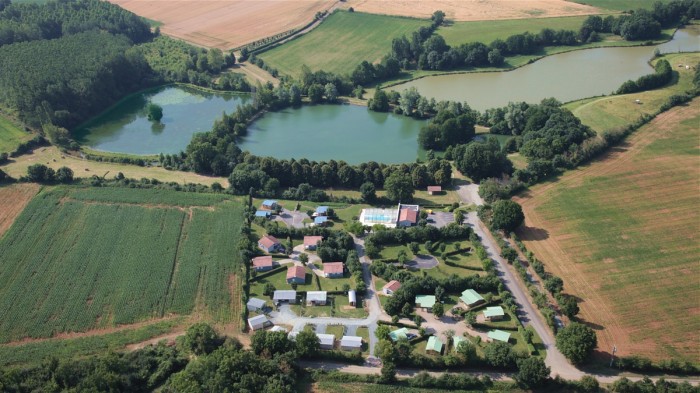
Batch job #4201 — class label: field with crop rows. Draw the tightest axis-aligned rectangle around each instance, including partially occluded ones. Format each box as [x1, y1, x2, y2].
[515, 100, 700, 361]
[0, 186, 244, 343]
[258, 11, 430, 78]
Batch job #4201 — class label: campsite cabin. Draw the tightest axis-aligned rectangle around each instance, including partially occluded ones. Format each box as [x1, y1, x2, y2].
[382, 280, 401, 296]
[247, 315, 270, 331]
[273, 290, 297, 304]
[303, 235, 323, 250]
[252, 255, 274, 272]
[246, 297, 266, 312]
[340, 336, 363, 351]
[306, 291, 328, 306]
[483, 306, 505, 321]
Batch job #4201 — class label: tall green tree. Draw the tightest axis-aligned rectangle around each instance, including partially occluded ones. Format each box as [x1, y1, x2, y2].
[384, 172, 414, 202]
[556, 322, 597, 364]
[491, 199, 525, 232]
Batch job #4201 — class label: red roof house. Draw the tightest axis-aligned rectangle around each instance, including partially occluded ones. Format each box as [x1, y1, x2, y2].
[323, 262, 345, 278]
[252, 256, 274, 271]
[382, 280, 402, 295]
[258, 235, 281, 253]
[303, 236, 323, 250]
[286, 265, 306, 284]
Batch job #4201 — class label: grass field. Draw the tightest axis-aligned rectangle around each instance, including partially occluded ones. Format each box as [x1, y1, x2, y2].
[566, 52, 700, 132]
[438, 16, 590, 47]
[258, 11, 430, 78]
[514, 99, 700, 362]
[0, 114, 31, 154]
[0, 146, 228, 187]
[0, 183, 39, 238]
[0, 186, 244, 343]
[569, 0, 671, 11]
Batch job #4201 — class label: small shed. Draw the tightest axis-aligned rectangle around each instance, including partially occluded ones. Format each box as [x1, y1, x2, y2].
[314, 216, 329, 226]
[315, 206, 329, 216]
[348, 290, 357, 306]
[383, 280, 401, 296]
[317, 333, 335, 350]
[427, 186, 442, 195]
[488, 329, 511, 343]
[261, 200, 278, 210]
[270, 325, 287, 333]
[255, 210, 272, 219]
[247, 315, 270, 331]
[340, 336, 363, 351]
[415, 295, 436, 311]
[246, 297, 266, 312]
[306, 291, 328, 306]
[273, 290, 297, 304]
[389, 327, 408, 342]
[460, 289, 485, 307]
[483, 306, 505, 321]
[426, 336, 444, 355]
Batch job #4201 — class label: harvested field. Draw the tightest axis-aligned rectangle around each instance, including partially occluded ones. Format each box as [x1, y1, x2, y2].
[0, 186, 244, 343]
[109, 0, 334, 50]
[514, 100, 700, 362]
[259, 11, 429, 77]
[0, 146, 228, 187]
[341, 0, 601, 21]
[0, 183, 39, 238]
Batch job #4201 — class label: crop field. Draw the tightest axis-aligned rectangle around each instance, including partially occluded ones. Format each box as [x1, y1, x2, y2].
[514, 100, 700, 361]
[0, 146, 229, 187]
[258, 11, 430, 78]
[0, 186, 244, 343]
[566, 53, 700, 132]
[569, 0, 671, 12]
[0, 114, 31, 153]
[0, 183, 39, 238]
[438, 16, 589, 47]
[341, 0, 600, 21]
[109, 0, 334, 50]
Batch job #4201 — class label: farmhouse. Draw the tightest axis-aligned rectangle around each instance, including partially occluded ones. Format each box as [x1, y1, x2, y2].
[315, 206, 329, 216]
[306, 291, 327, 306]
[348, 290, 357, 306]
[303, 235, 323, 250]
[452, 335, 468, 352]
[488, 329, 511, 343]
[340, 335, 363, 351]
[415, 295, 436, 311]
[273, 290, 297, 304]
[397, 205, 419, 227]
[460, 289, 485, 307]
[247, 315, 270, 331]
[389, 327, 409, 342]
[261, 200, 278, 210]
[427, 186, 442, 195]
[323, 262, 344, 278]
[286, 266, 306, 284]
[317, 333, 336, 350]
[314, 216, 329, 226]
[246, 297, 266, 312]
[426, 336, 443, 355]
[483, 306, 505, 321]
[251, 255, 274, 271]
[255, 210, 272, 219]
[258, 235, 282, 253]
[382, 280, 401, 295]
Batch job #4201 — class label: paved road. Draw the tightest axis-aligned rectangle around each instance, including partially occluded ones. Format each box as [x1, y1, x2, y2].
[275, 208, 308, 229]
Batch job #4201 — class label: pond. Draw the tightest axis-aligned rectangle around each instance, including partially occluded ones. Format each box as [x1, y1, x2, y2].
[394, 28, 700, 111]
[75, 85, 250, 155]
[238, 104, 426, 164]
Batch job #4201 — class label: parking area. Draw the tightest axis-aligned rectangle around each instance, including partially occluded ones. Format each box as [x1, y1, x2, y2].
[427, 211, 455, 228]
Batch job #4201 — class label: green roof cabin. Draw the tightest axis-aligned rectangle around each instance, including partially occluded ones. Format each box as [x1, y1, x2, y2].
[483, 306, 505, 321]
[415, 295, 436, 311]
[389, 327, 409, 342]
[460, 289, 485, 307]
[488, 329, 511, 343]
[426, 336, 444, 355]
[452, 335, 468, 352]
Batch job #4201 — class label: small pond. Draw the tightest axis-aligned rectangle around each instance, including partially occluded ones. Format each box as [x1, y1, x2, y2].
[75, 85, 250, 155]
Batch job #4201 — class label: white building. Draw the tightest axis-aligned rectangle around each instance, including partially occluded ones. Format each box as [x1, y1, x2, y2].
[306, 291, 328, 306]
[273, 290, 297, 304]
[247, 315, 270, 331]
[246, 297, 266, 312]
[359, 204, 420, 228]
[340, 335, 363, 351]
[348, 290, 357, 306]
[317, 333, 336, 350]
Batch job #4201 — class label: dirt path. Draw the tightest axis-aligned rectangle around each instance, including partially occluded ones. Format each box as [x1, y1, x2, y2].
[513, 101, 700, 359]
[233, 63, 279, 86]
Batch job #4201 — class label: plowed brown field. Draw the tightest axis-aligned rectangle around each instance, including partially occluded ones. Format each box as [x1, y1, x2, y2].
[0, 183, 39, 238]
[514, 101, 700, 362]
[341, 0, 601, 21]
[110, 0, 335, 49]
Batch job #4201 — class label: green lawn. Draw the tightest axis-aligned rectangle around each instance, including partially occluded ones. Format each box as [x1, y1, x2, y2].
[0, 186, 244, 343]
[258, 11, 430, 77]
[438, 16, 590, 47]
[0, 114, 31, 153]
[250, 267, 317, 296]
[325, 325, 345, 340]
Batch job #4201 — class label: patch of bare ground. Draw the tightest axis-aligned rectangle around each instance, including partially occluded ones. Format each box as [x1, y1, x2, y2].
[0, 183, 39, 238]
[109, 0, 335, 50]
[514, 101, 700, 361]
[341, 0, 602, 21]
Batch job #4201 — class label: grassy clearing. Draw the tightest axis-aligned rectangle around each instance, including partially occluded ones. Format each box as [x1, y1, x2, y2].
[438, 16, 590, 47]
[0, 186, 244, 343]
[258, 11, 430, 78]
[0, 319, 182, 368]
[379, 241, 484, 281]
[0, 114, 31, 154]
[515, 100, 700, 361]
[566, 52, 700, 132]
[0, 146, 228, 186]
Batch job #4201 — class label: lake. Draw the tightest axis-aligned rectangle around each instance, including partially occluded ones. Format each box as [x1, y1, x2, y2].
[394, 28, 700, 111]
[75, 85, 250, 155]
[239, 104, 426, 164]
